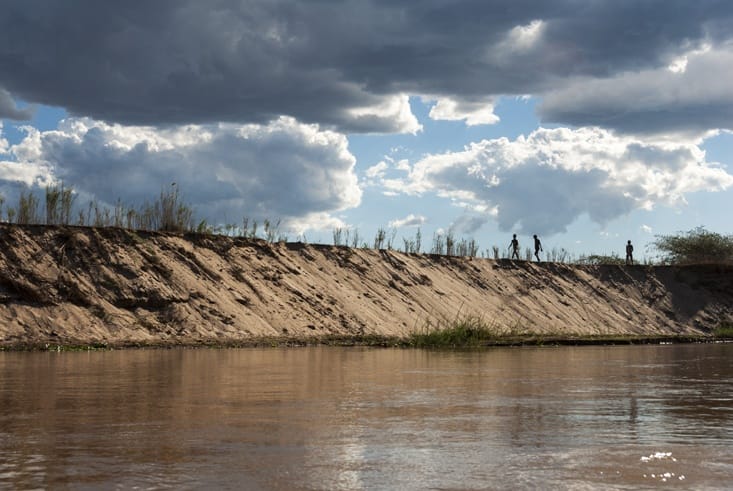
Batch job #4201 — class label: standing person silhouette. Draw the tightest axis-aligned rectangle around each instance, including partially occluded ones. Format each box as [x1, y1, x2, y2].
[509, 234, 520, 260]
[626, 240, 634, 265]
[533, 234, 543, 262]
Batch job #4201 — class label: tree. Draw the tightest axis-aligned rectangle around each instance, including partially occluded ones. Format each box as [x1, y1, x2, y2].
[653, 226, 733, 264]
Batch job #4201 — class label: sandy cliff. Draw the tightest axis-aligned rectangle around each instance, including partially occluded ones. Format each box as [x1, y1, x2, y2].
[0, 225, 731, 347]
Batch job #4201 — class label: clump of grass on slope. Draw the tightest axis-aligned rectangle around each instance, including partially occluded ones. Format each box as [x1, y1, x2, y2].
[408, 314, 502, 348]
[713, 321, 733, 338]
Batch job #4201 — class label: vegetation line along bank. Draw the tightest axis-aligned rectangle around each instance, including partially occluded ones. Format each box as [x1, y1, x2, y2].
[3, 183, 732, 265]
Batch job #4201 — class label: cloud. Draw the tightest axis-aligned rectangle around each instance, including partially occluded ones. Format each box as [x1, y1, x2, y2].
[347, 94, 422, 134]
[0, 2, 423, 133]
[365, 161, 388, 179]
[0, 123, 7, 154]
[450, 214, 492, 235]
[2, 1, 733, 134]
[0, 117, 362, 231]
[539, 44, 733, 137]
[427, 97, 499, 126]
[388, 213, 426, 229]
[507, 19, 545, 51]
[380, 127, 733, 235]
[492, 19, 546, 61]
[0, 88, 34, 121]
[0, 124, 54, 188]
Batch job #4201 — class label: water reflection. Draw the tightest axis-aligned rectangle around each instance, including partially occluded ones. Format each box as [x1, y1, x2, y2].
[1, 344, 732, 489]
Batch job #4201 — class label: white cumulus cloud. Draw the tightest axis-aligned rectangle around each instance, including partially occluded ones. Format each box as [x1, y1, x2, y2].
[389, 213, 426, 229]
[0, 117, 362, 232]
[427, 96, 500, 126]
[379, 127, 733, 235]
[347, 94, 422, 134]
[0, 123, 8, 154]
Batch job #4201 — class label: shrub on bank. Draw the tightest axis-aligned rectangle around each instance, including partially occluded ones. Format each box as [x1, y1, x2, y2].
[713, 321, 733, 338]
[407, 314, 504, 348]
[575, 253, 626, 266]
[653, 227, 733, 264]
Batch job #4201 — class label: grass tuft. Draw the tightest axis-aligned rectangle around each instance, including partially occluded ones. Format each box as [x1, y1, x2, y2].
[713, 321, 733, 338]
[407, 313, 503, 348]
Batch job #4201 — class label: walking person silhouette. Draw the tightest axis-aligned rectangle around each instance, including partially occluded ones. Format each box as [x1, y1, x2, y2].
[509, 234, 520, 260]
[626, 240, 634, 265]
[533, 234, 543, 262]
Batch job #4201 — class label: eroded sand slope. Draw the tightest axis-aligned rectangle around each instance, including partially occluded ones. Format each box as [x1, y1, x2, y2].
[0, 225, 731, 347]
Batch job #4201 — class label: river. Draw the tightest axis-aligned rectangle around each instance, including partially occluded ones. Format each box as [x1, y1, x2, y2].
[1, 343, 732, 490]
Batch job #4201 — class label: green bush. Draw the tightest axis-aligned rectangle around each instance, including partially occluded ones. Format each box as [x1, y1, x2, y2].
[714, 322, 733, 338]
[575, 253, 625, 265]
[653, 227, 733, 264]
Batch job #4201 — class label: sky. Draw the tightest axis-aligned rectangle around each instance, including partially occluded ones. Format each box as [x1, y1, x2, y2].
[1, 0, 732, 260]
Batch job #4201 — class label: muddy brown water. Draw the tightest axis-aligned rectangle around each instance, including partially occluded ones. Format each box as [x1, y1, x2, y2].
[1, 343, 732, 490]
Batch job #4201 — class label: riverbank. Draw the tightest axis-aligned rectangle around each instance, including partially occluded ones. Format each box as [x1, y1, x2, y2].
[3, 334, 730, 352]
[1, 224, 731, 349]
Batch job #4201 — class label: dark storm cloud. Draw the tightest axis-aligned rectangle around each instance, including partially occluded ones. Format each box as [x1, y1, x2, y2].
[538, 46, 733, 135]
[1, 1, 732, 133]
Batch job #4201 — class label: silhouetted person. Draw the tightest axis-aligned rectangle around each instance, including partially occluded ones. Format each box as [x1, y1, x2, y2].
[509, 234, 520, 260]
[533, 234, 543, 262]
[626, 240, 634, 265]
